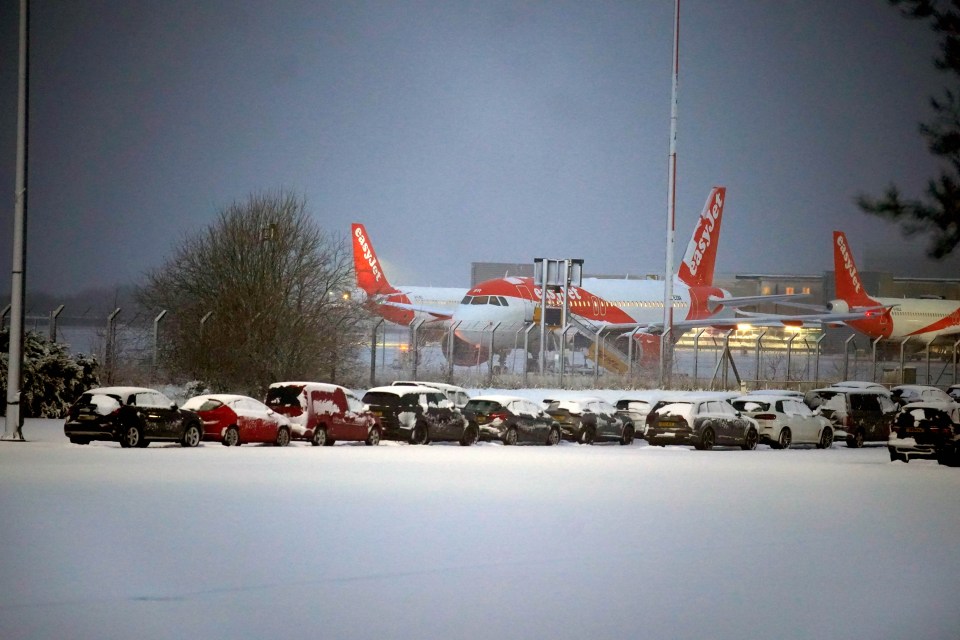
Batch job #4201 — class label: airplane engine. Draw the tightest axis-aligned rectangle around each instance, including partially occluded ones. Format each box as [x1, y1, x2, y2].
[825, 299, 849, 314]
[441, 333, 491, 366]
[634, 332, 662, 366]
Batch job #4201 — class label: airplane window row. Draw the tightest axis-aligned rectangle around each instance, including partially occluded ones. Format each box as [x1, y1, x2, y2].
[461, 295, 510, 306]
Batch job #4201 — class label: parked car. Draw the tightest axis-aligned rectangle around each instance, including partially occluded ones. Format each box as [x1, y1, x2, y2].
[64, 386, 203, 448]
[646, 395, 759, 450]
[390, 381, 471, 409]
[462, 395, 561, 445]
[182, 394, 291, 446]
[804, 387, 898, 448]
[731, 394, 833, 449]
[545, 397, 635, 444]
[888, 402, 960, 462]
[615, 391, 670, 440]
[362, 385, 476, 445]
[266, 382, 381, 446]
[948, 384, 960, 402]
[890, 384, 954, 407]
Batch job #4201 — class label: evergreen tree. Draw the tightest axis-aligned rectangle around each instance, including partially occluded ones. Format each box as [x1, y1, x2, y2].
[858, 0, 960, 257]
[1, 330, 100, 418]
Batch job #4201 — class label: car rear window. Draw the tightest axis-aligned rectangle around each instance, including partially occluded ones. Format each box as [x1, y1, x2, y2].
[654, 402, 694, 423]
[83, 393, 122, 415]
[465, 400, 503, 413]
[183, 397, 223, 412]
[266, 385, 306, 408]
[732, 400, 768, 412]
[363, 391, 417, 409]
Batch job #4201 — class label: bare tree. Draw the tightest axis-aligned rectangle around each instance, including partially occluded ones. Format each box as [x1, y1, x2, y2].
[138, 191, 366, 395]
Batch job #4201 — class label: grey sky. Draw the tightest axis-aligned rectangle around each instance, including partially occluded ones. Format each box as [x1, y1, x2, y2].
[2, 0, 959, 296]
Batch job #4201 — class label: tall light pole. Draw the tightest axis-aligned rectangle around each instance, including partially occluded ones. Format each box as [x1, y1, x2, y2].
[659, 0, 680, 388]
[4, 0, 29, 440]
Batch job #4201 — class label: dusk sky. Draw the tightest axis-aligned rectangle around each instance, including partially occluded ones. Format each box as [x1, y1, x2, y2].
[2, 0, 959, 296]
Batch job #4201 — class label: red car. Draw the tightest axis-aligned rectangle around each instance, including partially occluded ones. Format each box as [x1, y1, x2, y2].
[182, 394, 292, 446]
[265, 382, 381, 445]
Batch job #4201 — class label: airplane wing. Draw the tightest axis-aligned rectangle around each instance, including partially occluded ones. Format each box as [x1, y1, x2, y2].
[707, 293, 811, 309]
[374, 299, 454, 321]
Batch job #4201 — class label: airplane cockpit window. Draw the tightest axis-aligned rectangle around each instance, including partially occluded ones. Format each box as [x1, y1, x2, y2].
[490, 297, 502, 306]
[498, 296, 509, 306]
[460, 296, 473, 305]
[471, 296, 489, 305]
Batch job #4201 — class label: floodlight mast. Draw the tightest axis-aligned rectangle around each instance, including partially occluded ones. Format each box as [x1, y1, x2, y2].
[659, 0, 680, 388]
[4, 0, 29, 441]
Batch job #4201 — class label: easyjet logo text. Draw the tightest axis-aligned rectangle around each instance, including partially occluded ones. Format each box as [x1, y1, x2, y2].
[836, 235, 861, 294]
[685, 191, 723, 276]
[354, 227, 382, 283]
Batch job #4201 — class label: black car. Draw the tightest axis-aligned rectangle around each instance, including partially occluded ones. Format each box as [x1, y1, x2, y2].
[462, 395, 561, 445]
[361, 385, 477, 445]
[544, 397, 635, 445]
[64, 386, 203, 448]
[888, 402, 960, 463]
[646, 395, 759, 450]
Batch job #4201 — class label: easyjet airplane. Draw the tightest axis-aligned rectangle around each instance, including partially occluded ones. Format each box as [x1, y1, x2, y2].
[445, 187, 808, 366]
[825, 230, 960, 343]
[352, 223, 466, 326]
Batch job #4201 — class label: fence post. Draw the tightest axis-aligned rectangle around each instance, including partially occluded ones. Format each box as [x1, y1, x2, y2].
[369, 319, 383, 388]
[153, 310, 167, 376]
[48, 304, 64, 342]
[105, 308, 121, 384]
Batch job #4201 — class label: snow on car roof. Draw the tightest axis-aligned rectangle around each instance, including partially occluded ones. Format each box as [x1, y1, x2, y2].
[469, 394, 527, 404]
[84, 386, 157, 397]
[733, 394, 799, 403]
[185, 393, 252, 405]
[269, 381, 344, 393]
[366, 385, 445, 396]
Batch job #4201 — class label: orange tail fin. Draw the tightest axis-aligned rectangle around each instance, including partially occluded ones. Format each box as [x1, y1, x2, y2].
[678, 187, 726, 288]
[833, 231, 876, 306]
[352, 223, 398, 296]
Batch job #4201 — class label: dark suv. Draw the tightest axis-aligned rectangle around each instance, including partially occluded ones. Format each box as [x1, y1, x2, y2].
[804, 387, 898, 448]
[462, 395, 561, 445]
[545, 397, 634, 445]
[64, 386, 203, 448]
[361, 385, 476, 445]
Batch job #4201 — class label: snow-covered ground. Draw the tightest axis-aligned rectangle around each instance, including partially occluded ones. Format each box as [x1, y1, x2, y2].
[2, 391, 959, 640]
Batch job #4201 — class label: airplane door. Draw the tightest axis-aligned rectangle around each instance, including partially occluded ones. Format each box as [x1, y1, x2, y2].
[515, 284, 536, 322]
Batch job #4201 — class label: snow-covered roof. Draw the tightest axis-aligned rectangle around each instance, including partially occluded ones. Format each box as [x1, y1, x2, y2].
[269, 381, 344, 393]
[366, 385, 444, 396]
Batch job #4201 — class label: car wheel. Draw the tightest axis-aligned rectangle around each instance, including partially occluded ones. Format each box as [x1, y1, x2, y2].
[777, 428, 791, 450]
[365, 427, 381, 446]
[504, 427, 519, 446]
[181, 423, 202, 448]
[547, 426, 560, 446]
[409, 423, 428, 445]
[620, 425, 635, 446]
[741, 428, 758, 451]
[460, 424, 479, 446]
[697, 427, 715, 451]
[222, 426, 240, 447]
[817, 427, 833, 449]
[275, 427, 290, 447]
[312, 427, 327, 447]
[120, 424, 142, 448]
[846, 430, 864, 448]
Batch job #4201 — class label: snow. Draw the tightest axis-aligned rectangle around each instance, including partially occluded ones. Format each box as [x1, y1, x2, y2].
[2, 389, 960, 640]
